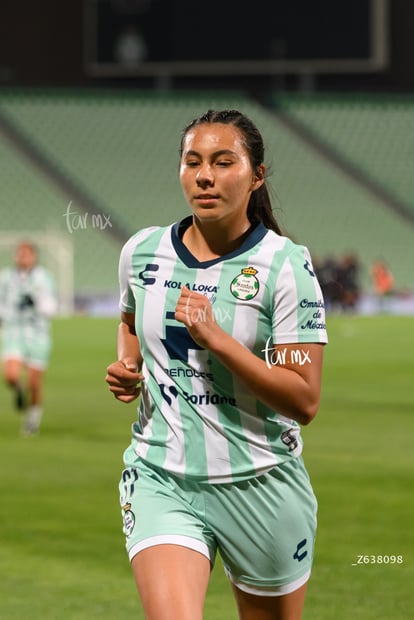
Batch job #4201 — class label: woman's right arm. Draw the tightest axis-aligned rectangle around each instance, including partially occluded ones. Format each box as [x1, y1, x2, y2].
[105, 311, 143, 403]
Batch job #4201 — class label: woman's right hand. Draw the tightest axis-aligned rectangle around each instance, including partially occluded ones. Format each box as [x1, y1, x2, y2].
[105, 357, 143, 403]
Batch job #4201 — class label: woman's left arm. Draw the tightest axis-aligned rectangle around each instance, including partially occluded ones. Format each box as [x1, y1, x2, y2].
[175, 286, 324, 426]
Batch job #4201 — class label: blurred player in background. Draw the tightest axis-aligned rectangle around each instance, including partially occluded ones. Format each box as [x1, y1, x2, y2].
[106, 109, 328, 620]
[0, 241, 58, 435]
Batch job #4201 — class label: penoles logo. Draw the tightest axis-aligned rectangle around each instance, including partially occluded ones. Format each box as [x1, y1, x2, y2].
[230, 267, 260, 300]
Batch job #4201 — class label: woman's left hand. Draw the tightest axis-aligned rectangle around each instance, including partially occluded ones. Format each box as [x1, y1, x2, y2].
[175, 286, 220, 349]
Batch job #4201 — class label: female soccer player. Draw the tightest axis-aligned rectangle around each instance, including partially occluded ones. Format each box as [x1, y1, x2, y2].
[106, 109, 328, 620]
[0, 241, 57, 435]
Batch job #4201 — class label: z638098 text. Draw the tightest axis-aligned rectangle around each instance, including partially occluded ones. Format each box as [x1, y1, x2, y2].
[352, 555, 403, 566]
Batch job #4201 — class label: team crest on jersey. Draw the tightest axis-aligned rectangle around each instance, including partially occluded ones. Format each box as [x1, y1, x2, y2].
[230, 267, 259, 300]
[121, 502, 135, 537]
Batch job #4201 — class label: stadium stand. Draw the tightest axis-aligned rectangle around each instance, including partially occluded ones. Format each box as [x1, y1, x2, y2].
[0, 90, 413, 312]
[268, 93, 414, 294]
[273, 94, 414, 216]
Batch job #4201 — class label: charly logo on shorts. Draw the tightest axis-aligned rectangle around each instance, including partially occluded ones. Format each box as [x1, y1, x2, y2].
[230, 267, 259, 300]
[122, 502, 135, 537]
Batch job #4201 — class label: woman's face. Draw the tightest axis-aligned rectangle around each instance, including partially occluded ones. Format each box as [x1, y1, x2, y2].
[179, 123, 264, 228]
[15, 244, 36, 270]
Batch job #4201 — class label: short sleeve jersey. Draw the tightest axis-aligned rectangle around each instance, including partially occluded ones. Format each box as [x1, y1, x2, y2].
[0, 265, 57, 340]
[119, 217, 328, 484]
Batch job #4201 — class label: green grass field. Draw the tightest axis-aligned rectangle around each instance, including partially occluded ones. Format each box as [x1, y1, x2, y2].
[0, 315, 413, 619]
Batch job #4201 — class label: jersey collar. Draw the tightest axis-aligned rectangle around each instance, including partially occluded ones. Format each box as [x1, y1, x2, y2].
[171, 216, 268, 268]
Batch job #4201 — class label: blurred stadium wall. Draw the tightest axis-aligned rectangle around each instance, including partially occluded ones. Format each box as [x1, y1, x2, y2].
[0, 1, 413, 315]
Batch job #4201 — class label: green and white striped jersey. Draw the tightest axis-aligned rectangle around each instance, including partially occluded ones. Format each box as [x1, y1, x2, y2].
[119, 217, 328, 484]
[0, 265, 57, 339]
